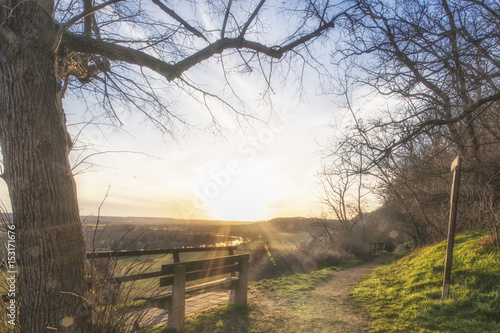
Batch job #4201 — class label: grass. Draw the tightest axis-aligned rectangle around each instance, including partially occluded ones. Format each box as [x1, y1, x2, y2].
[252, 266, 341, 293]
[250, 261, 361, 294]
[353, 232, 500, 332]
[147, 304, 254, 333]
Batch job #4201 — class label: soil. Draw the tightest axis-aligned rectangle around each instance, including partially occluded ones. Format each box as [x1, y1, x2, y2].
[247, 255, 389, 333]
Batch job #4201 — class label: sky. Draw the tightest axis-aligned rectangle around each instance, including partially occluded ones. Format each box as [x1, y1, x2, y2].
[60, 77, 340, 221]
[0, 68, 342, 222]
[0, 2, 353, 222]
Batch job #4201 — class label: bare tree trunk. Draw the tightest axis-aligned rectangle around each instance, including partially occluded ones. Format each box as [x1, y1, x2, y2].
[0, 4, 90, 332]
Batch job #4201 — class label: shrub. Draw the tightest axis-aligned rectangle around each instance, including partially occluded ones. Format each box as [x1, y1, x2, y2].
[248, 240, 355, 281]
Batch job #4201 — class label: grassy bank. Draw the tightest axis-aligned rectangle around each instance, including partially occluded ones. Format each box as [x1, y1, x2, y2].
[354, 232, 500, 332]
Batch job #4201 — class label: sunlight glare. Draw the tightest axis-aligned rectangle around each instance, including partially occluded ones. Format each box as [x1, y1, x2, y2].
[207, 165, 277, 221]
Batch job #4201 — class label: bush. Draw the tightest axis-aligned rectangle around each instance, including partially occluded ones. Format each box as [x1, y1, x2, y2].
[87, 254, 170, 332]
[248, 240, 356, 281]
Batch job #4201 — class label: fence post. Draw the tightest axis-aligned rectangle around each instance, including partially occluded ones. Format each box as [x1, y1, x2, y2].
[173, 251, 180, 263]
[442, 156, 462, 300]
[234, 254, 249, 306]
[229, 247, 236, 278]
[168, 264, 186, 331]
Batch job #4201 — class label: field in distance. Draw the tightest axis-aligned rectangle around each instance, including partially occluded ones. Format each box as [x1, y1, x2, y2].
[82, 215, 312, 253]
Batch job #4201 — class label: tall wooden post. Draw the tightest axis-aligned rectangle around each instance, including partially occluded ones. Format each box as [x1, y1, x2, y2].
[168, 264, 186, 331]
[234, 254, 249, 306]
[442, 156, 462, 300]
[229, 247, 236, 277]
[173, 251, 180, 263]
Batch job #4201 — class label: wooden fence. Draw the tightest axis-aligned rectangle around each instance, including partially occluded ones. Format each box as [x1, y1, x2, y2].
[87, 246, 248, 331]
[86, 245, 237, 262]
[153, 254, 249, 331]
[369, 242, 385, 254]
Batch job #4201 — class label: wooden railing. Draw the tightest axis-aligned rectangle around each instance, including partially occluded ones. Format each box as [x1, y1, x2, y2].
[152, 254, 249, 331]
[87, 246, 248, 332]
[369, 242, 385, 254]
[86, 245, 237, 262]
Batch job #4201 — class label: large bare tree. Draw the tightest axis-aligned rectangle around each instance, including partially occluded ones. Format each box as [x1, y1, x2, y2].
[333, 0, 500, 161]
[0, 0, 348, 331]
[321, 0, 500, 245]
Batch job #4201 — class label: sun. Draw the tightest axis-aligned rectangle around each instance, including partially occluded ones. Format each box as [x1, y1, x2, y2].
[206, 165, 277, 221]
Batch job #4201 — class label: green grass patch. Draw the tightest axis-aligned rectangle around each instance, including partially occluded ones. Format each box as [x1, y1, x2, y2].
[147, 304, 254, 333]
[353, 232, 500, 332]
[251, 260, 361, 294]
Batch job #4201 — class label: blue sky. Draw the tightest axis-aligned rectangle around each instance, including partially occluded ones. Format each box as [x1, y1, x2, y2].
[0, 2, 353, 221]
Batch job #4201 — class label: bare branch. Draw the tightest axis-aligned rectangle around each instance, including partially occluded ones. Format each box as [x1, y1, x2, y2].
[221, 0, 233, 39]
[83, 0, 92, 38]
[150, 0, 208, 42]
[239, 0, 266, 38]
[379, 91, 500, 161]
[71, 149, 163, 176]
[174, 37, 283, 74]
[61, 3, 343, 82]
[61, 32, 178, 80]
[53, 0, 124, 52]
[61, 0, 124, 30]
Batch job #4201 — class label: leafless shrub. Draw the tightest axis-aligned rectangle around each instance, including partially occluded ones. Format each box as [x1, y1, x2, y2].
[248, 240, 355, 281]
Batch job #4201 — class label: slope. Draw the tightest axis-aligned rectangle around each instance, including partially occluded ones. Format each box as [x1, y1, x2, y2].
[353, 232, 500, 332]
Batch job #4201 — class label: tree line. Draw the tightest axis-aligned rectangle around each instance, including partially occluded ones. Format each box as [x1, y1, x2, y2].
[318, 0, 500, 249]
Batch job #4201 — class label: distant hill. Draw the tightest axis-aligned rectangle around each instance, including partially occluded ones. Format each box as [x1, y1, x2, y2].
[80, 215, 312, 227]
[264, 217, 315, 232]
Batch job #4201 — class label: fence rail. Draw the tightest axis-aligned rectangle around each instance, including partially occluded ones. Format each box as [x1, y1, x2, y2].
[88, 246, 248, 331]
[369, 242, 385, 254]
[156, 254, 249, 331]
[86, 245, 236, 261]
[1, 247, 240, 307]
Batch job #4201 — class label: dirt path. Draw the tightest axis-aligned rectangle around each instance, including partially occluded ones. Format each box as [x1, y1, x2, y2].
[248, 256, 389, 333]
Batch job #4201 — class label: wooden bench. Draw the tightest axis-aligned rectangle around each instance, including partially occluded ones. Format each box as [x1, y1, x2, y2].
[85, 247, 247, 331]
[140, 254, 249, 331]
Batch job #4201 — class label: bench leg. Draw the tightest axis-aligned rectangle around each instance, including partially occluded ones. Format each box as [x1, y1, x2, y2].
[168, 264, 186, 331]
[234, 254, 249, 306]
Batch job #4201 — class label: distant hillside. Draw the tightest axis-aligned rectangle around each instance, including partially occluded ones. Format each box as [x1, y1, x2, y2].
[77, 215, 314, 251]
[80, 215, 257, 226]
[264, 217, 315, 232]
[80, 215, 313, 228]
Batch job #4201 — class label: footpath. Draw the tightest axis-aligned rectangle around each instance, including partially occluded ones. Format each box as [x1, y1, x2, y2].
[132, 255, 389, 332]
[248, 255, 390, 333]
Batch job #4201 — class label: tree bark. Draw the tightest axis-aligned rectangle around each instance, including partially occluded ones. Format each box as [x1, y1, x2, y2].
[0, 3, 90, 332]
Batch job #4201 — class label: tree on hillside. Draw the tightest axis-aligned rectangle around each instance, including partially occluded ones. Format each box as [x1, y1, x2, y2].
[322, 0, 500, 245]
[0, 0, 348, 331]
[317, 144, 368, 242]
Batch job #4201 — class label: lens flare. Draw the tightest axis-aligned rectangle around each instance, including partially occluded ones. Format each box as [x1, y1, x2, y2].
[61, 316, 75, 327]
